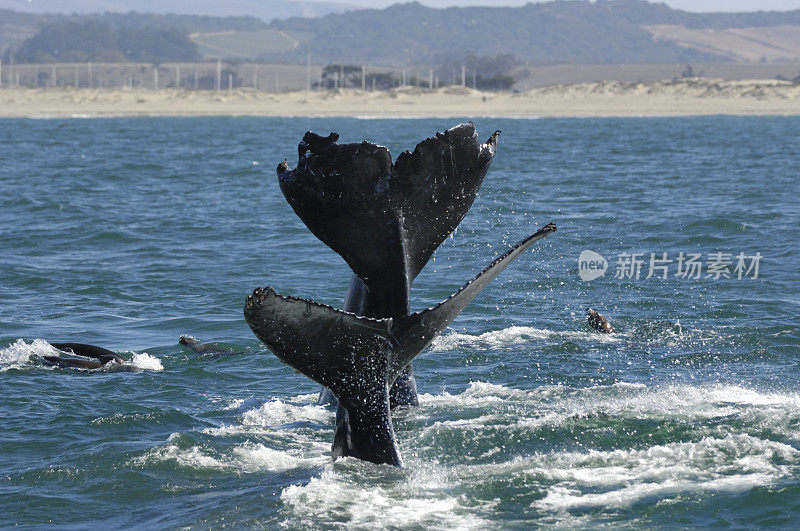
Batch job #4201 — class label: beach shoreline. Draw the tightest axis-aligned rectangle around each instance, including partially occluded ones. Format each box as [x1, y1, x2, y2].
[2, 78, 800, 118]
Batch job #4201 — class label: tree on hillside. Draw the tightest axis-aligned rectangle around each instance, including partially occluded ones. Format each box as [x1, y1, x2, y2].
[10, 20, 201, 63]
[433, 53, 519, 89]
[14, 21, 122, 62]
[320, 64, 362, 88]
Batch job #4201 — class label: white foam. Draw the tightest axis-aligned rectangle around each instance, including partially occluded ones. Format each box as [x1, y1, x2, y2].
[152, 444, 227, 470]
[224, 398, 245, 410]
[205, 397, 333, 437]
[0, 339, 163, 372]
[135, 381, 800, 526]
[128, 352, 163, 371]
[409, 381, 800, 517]
[0, 338, 59, 372]
[532, 434, 797, 511]
[141, 440, 327, 473]
[419, 381, 533, 410]
[241, 398, 332, 427]
[430, 325, 621, 351]
[416, 381, 800, 438]
[280, 465, 490, 529]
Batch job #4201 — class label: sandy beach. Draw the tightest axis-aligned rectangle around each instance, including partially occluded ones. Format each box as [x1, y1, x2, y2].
[2, 78, 800, 117]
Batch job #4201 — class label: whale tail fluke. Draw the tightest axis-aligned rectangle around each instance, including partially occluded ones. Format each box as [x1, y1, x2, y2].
[277, 122, 498, 317]
[391, 224, 556, 372]
[244, 288, 402, 465]
[244, 224, 556, 465]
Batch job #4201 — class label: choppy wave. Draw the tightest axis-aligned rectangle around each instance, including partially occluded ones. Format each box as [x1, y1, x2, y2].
[280, 464, 492, 530]
[129, 381, 800, 526]
[431, 325, 623, 351]
[412, 381, 800, 522]
[4, 115, 799, 528]
[139, 438, 327, 473]
[532, 433, 795, 511]
[0, 338, 163, 372]
[429, 321, 706, 352]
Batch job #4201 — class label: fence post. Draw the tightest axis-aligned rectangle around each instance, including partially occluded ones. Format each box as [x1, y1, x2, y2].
[306, 51, 311, 91]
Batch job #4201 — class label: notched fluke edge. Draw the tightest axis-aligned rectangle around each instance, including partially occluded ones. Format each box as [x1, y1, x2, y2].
[245, 286, 392, 325]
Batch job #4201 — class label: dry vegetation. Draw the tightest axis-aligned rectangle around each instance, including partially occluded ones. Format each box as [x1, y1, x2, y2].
[645, 24, 800, 63]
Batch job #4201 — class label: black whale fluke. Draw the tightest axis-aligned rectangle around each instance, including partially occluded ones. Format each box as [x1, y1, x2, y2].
[244, 224, 556, 466]
[277, 122, 498, 317]
[250, 123, 556, 466]
[279, 123, 499, 411]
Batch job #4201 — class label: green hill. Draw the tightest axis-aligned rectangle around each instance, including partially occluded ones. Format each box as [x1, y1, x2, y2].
[191, 29, 314, 60]
[6, 1, 800, 66]
[8, 20, 202, 63]
[0, 9, 267, 56]
[266, 0, 800, 65]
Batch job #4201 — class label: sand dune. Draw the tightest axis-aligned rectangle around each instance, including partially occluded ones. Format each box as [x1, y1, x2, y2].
[2, 78, 800, 118]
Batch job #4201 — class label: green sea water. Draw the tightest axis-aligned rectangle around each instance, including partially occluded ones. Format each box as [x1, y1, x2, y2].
[1, 116, 799, 528]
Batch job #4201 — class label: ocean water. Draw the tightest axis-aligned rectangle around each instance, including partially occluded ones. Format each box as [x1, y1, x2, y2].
[1, 115, 799, 528]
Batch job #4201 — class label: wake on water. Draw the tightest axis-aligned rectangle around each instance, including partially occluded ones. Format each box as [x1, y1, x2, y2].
[4, 325, 795, 526]
[98, 324, 796, 527]
[0, 338, 163, 372]
[131, 378, 799, 527]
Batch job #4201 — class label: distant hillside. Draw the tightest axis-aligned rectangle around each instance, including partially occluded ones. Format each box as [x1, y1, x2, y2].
[0, 10, 268, 55]
[6, 1, 800, 67]
[644, 24, 800, 63]
[9, 20, 202, 63]
[265, 0, 800, 65]
[0, 1, 358, 22]
[191, 30, 315, 61]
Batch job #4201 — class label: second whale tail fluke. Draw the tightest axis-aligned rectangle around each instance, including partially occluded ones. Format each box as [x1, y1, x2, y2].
[279, 123, 500, 409]
[244, 223, 556, 466]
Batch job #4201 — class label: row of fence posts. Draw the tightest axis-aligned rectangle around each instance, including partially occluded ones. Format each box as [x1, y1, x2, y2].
[0, 59, 288, 91]
[0, 57, 478, 91]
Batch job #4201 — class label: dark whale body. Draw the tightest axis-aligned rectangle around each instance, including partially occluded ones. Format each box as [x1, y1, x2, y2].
[283, 123, 498, 410]
[246, 225, 555, 466]
[179, 335, 234, 356]
[316, 274, 419, 410]
[245, 123, 556, 466]
[586, 308, 615, 333]
[43, 342, 127, 369]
